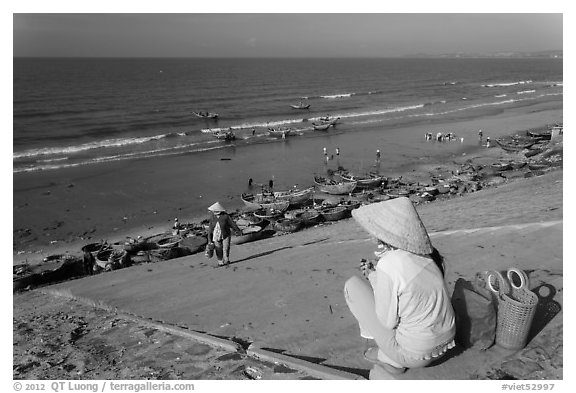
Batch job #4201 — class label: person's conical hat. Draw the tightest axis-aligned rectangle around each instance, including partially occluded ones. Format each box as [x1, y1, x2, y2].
[351, 197, 433, 255]
[207, 201, 226, 213]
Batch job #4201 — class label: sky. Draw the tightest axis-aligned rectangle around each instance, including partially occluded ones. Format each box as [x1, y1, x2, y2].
[12, 13, 563, 58]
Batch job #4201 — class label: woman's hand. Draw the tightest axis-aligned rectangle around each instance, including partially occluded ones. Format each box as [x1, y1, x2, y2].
[359, 259, 375, 278]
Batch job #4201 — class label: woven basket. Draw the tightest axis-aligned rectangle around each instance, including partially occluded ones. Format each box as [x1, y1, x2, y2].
[487, 268, 538, 350]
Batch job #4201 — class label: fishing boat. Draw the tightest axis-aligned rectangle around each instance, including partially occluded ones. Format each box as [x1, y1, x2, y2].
[193, 111, 219, 119]
[313, 123, 332, 131]
[273, 218, 303, 233]
[319, 116, 340, 125]
[320, 206, 350, 221]
[491, 162, 513, 171]
[241, 192, 290, 211]
[296, 209, 323, 226]
[232, 226, 264, 245]
[314, 176, 357, 195]
[290, 102, 311, 110]
[253, 207, 286, 220]
[267, 127, 294, 138]
[213, 131, 236, 141]
[338, 172, 384, 188]
[495, 138, 535, 152]
[273, 186, 314, 206]
[526, 130, 552, 140]
[235, 214, 267, 229]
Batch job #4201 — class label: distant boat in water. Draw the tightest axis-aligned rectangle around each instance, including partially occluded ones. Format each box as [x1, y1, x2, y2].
[193, 111, 219, 119]
[290, 102, 311, 110]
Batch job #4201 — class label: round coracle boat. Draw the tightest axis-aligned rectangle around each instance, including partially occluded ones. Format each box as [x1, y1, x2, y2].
[274, 218, 303, 233]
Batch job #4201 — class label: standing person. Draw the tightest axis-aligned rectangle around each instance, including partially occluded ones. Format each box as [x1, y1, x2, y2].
[323, 147, 328, 157]
[336, 147, 340, 156]
[81, 247, 95, 276]
[269, 178, 274, 190]
[376, 149, 381, 161]
[486, 136, 491, 148]
[344, 197, 455, 378]
[207, 202, 241, 267]
[478, 129, 483, 141]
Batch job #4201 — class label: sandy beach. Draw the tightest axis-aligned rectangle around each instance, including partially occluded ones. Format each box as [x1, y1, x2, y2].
[12, 101, 563, 380]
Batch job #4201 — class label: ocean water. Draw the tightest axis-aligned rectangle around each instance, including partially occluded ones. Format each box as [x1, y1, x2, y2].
[13, 58, 563, 174]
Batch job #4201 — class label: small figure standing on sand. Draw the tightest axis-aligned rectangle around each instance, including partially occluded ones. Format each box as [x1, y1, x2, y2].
[336, 147, 340, 156]
[269, 179, 274, 190]
[207, 202, 241, 267]
[172, 218, 180, 235]
[81, 247, 95, 275]
[344, 197, 455, 378]
[248, 178, 253, 189]
[486, 136, 491, 148]
[478, 129, 483, 141]
[323, 147, 328, 156]
[376, 149, 381, 161]
[252, 128, 256, 136]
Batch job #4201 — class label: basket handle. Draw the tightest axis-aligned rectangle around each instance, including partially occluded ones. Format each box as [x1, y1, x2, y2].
[486, 270, 511, 295]
[507, 267, 529, 290]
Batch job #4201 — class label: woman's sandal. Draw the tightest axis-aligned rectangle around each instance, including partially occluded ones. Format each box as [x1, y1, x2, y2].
[363, 347, 407, 375]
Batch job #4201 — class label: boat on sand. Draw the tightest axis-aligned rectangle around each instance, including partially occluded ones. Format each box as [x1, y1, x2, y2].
[314, 176, 357, 195]
[241, 192, 290, 211]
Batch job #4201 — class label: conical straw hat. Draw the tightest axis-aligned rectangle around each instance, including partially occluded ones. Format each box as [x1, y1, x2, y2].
[207, 201, 226, 213]
[351, 197, 433, 255]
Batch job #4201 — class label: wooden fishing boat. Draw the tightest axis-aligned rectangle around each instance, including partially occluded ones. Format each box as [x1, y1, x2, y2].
[491, 162, 513, 171]
[267, 127, 294, 138]
[386, 189, 411, 198]
[213, 131, 236, 141]
[339, 200, 362, 211]
[290, 103, 310, 109]
[232, 226, 264, 245]
[313, 123, 331, 131]
[241, 192, 290, 211]
[320, 206, 350, 221]
[314, 176, 357, 195]
[273, 186, 314, 206]
[526, 130, 552, 140]
[296, 209, 323, 226]
[338, 172, 384, 188]
[235, 213, 268, 229]
[14, 255, 84, 291]
[273, 218, 303, 233]
[156, 235, 183, 248]
[319, 116, 340, 125]
[495, 138, 535, 152]
[416, 192, 436, 202]
[253, 207, 286, 220]
[193, 111, 219, 119]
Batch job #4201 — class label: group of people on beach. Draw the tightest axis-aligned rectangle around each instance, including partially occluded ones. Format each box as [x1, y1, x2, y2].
[424, 131, 460, 142]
